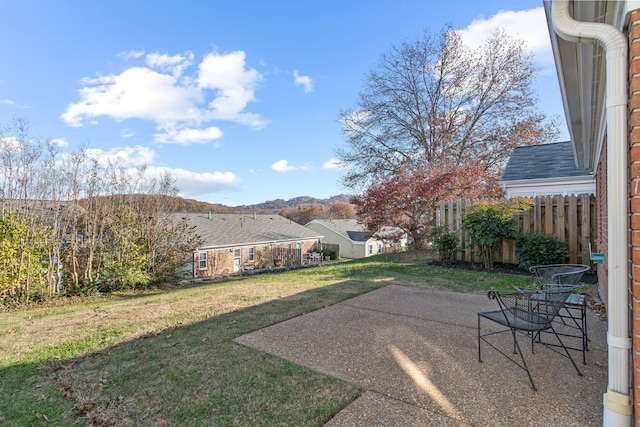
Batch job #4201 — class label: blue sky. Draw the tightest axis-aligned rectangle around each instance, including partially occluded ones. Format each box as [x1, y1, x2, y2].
[0, 0, 564, 206]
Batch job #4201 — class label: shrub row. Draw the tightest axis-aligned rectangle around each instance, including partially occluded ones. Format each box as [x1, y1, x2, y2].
[432, 199, 569, 270]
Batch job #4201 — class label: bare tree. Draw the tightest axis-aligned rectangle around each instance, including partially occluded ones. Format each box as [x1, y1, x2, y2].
[0, 118, 51, 302]
[336, 26, 559, 194]
[0, 118, 202, 303]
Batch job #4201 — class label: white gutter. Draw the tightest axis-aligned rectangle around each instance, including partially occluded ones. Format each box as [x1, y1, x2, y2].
[550, 1, 632, 426]
[499, 175, 596, 196]
[499, 176, 595, 187]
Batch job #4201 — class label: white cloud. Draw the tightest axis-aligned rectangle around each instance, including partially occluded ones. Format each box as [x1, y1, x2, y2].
[148, 166, 241, 197]
[85, 145, 157, 167]
[62, 145, 240, 196]
[153, 126, 224, 144]
[61, 66, 203, 127]
[322, 158, 347, 169]
[293, 70, 313, 93]
[118, 50, 145, 59]
[272, 159, 296, 172]
[146, 52, 194, 76]
[198, 51, 265, 127]
[120, 128, 135, 138]
[61, 50, 265, 143]
[0, 99, 30, 109]
[457, 7, 552, 65]
[271, 159, 311, 173]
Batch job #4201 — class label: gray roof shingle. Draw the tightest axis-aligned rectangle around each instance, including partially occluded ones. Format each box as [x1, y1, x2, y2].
[176, 213, 323, 249]
[500, 141, 593, 182]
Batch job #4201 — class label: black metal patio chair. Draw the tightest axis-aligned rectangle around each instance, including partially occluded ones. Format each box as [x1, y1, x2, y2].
[529, 263, 591, 364]
[477, 287, 583, 390]
[529, 264, 590, 286]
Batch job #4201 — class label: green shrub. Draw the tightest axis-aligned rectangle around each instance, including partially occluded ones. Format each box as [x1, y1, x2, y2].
[64, 278, 100, 297]
[515, 233, 568, 270]
[430, 227, 458, 265]
[462, 199, 532, 268]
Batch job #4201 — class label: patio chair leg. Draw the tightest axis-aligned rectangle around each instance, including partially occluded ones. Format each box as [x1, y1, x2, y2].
[550, 325, 583, 377]
[512, 331, 536, 391]
[583, 305, 589, 353]
[477, 314, 482, 363]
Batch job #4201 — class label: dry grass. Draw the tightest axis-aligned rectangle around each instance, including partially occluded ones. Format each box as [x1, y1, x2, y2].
[1, 279, 320, 366]
[0, 253, 538, 426]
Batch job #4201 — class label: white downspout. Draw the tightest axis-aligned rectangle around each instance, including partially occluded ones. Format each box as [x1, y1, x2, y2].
[550, 1, 632, 426]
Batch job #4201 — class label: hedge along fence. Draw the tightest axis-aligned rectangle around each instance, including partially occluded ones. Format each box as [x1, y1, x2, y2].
[435, 194, 595, 266]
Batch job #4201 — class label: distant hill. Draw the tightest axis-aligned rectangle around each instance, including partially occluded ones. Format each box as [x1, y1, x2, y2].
[77, 194, 353, 214]
[235, 194, 353, 212]
[169, 197, 237, 213]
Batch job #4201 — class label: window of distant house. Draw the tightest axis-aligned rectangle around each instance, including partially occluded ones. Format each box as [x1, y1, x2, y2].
[368, 245, 373, 255]
[288, 243, 293, 250]
[297, 242, 302, 249]
[248, 247, 255, 262]
[198, 252, 208, 270]
[378, 243, 383, 254]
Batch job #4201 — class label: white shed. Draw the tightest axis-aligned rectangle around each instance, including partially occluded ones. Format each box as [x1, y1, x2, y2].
[305, 219, 406, 259]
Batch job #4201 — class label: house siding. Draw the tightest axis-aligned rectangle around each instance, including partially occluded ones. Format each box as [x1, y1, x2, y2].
[306, 223, 364, 258]
[194, 239, 319, 277]
[630, 10, 640, 422]
[196, 249, 234, 276]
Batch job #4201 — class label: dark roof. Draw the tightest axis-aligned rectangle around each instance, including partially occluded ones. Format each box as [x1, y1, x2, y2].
[500, 141, 593, 182]
[175, 213, 323, 249]
[346, 231, 369, 242]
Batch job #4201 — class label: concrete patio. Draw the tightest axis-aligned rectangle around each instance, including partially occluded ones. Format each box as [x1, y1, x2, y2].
[234, 284, 607, 426]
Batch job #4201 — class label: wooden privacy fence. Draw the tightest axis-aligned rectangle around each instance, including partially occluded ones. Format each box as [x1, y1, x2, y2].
[435, 194, 595, 266]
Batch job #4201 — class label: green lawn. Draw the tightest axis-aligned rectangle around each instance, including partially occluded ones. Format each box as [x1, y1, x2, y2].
[0, 253, 536, 426]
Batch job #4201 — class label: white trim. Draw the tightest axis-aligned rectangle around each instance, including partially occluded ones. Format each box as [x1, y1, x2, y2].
[198, 251, 208, 270]
[501, 176, 595, 198]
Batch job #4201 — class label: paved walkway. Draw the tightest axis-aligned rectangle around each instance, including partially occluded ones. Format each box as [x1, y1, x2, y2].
[234, 285, 607, 426]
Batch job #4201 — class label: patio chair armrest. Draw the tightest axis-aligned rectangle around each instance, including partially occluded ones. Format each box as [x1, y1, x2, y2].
[488, 290, 527, 300]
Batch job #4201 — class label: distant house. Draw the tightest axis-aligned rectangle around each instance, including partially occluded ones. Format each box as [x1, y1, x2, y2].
[499, 141, 595, 198]
[305, 219, 406, 259]
[178, 213, 324, 277]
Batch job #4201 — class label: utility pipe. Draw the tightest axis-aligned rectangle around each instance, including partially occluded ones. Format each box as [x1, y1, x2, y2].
[550, 1, 632, 425]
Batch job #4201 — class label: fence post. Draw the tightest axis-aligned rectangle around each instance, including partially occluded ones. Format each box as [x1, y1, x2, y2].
[534, 196, 541, 233]
[566, 195, 577, 263]
[556, 195, 566, 242]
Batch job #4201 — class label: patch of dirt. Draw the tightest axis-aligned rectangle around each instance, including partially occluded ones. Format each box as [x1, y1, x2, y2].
[431, 260, 531, 275]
